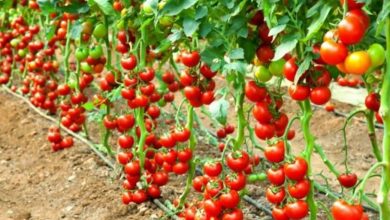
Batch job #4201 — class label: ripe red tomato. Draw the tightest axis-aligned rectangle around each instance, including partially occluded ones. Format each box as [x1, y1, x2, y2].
[331, 200, 363, 220]
[201, 91, 215, 105]
[177, 148, 192, 162]
[340, 0, 364, 10]
[338, 16, 365, 45]
[192, 175, 208, 192]
[284, 157, 308, 181]
[226, 151, 250, 172]
[139, 68, 155, 82]
[152, 171, 169, 186]
[219, 190, 240, 209]
[181, 51, 200, 67]
[288, 179, 310, 199]
[310, 87, 331, 105]
[288, 84, 310, 101]
[256, 44, 274, 63]
[124, 160, 140, 175]
[200, 64, 217, 79]
[158, 134, 176, 148]
[266, 187, 286, 204]
[172, 162, 189, 175]
[253, 102, 273, 124]
[205, 179, 224, 198]
[365, 93, 380, 111]
[117, 135, 134, 149]
[121, 55, 137, 70]
[274, 113, 288, 132]
[221, 208, 244, 220]
[347, 9, 370, 30]
[245, 81, 267, 102]
[255, 122, 275, 140]
[272, 207, 289, 220]
[258, 23, 272, 43]
[147, 184, 161, 198]
[283, 58, 298, 82]
[204, 162, 223, 177]
[264, 141, 285, 163]
[132, 190, 148, 204]
[203, 199, 222, 217]
[338, 173, 358, 188]
[267, 167, 285, 186]
[184, 86, 202, 101]
[320, 40, 348, 65]
[174, 128, 191, 142]
[225, 172, 247, 191]
[285, 200, 309, 219]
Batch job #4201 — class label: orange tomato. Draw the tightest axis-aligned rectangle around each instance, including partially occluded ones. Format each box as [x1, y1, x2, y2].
[344, 51, 371, 75]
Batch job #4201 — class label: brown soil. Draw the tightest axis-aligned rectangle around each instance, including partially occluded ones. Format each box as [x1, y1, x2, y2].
[0, 91, 164, 220]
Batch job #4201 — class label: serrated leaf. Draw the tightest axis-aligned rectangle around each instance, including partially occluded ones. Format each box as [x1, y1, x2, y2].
[209, 99, 229, 125]
[272, 39, 298, 61]
[91, 0, 117, 16]
[82, 102, 95, 111]
[161, 0, 198, 16]
[195, 6, 208, 20]
[294, 56, 312, 84]
[224, 61, 247, 74]
[201, 46, 225, 65]
[183, 17, 200, 37]
[228, 48, 244, 60]
[304, 3, 332, 41]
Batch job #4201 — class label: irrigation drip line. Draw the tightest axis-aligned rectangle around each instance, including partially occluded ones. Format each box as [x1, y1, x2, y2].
[0, 86, 179, 219]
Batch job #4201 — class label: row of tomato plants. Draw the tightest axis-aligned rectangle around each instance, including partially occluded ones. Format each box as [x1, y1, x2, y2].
[0, 0, 389, 219]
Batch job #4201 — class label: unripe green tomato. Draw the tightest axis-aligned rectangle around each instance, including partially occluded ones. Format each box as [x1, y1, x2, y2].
[142, 3, 153, 15]
[159, 16, 173, 27]
[80, 62, 92, 73]
[89, 45, 103, 59]
[269, 59, 286, 77]
[116, 20, 125, 30]
[158, 99, 167, 107]
[75, 47, 89, 61]
[367, 43, 385, 68]
[247, 172, 267, 183]
[18, 49, 27, 57]
[158, 0, 167, 9]
[121, 8, 128, 16]
[255, 65, 272, 82]
[10, 38, 20, 47]
[92, 23, 107, 39]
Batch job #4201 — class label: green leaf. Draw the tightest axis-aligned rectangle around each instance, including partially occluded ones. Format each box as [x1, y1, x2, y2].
[272, 39, 298, 61]
[46, 25, 57, 40]
[195, 6, 208, 20]
[269, 24, 286, 38]
[376, 2, 390, 36]
[294, 56, 312, 84]
[61, 3, 89, 14]
[228, 48, 244, 60]
[0, 0, 13, 9]
[209, 99, 229, 125]
[91, 0, 116, 16]
[161, 0, 198, 16]
[106, 86, 123, 102]
[82, 102, 95, 111]
[224, 61, 247, 74]
[304, 3, 332, 42]
[183, 17, 200, 37]
[201, 46, 224, 65]
[37, 0, 57, 14]
[70, 21, 83, 40]
[238, 38, 257, 63]
[306, 1, 324, 18]
[199, 21, 212, 37]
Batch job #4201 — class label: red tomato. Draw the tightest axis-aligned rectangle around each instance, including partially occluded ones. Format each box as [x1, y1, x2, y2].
[283, 58, 298, 82]
[177, 148, 193, 162]
[288, 179, 310, 199]
[253, 101, 274, 124]
[225, 172, 247, 191]
[258, 23, 272, 43]
[347, 9, 370, 30]
[172, 162, 189, 175]
[219, 190, 240, 209]
[365, 93, 380, 111]
[158, 134, 176, 148]
[124, 160, 140, 175]
[121, 54, 137, 70]
[205, 179, 224, 198]
[288, 84, 310, 101]
[264, 141, 285, 163]
[310, 87, 331, 105]
[204, 162, 223, 177]
[203, 199, 222, 217]
[340, 0, 364, 10]
[331, 200, 363, 220]
[162, 71, 175, 84]
[174, 128, 191, 142]
[226, 151, 250, 172]
[192, 176, 208, 192]
[266, 187, 286, 204]
[245, 80, 267, 102]
[255, 123, 275, 140]
[272, 207, 289, 220]
[221, 208, 244, 220]
[338, 173, 358, 188]
[320, 40, 348, 65]
[139, 68, 155, 82]
[184, 86, 202, 101]
[285, 200, 309, 219]
[284, 157, 308, 181]
[181, 51, 200, 67]
[338, 15, 365, 45]
[132, 190, 148, 204]
[147, 184, 161, 198]
[117, 135, 134, 149]
[200, 64, 217, 79]
[267, 167, 285, 186]
[256, 44, 274, 63]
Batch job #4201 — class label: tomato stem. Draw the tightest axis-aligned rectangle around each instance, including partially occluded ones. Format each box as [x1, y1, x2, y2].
[301, 100, 317, 220]
[64, 20, 71, 83]
[365, 110, 382, 161]
[178, 105, 196, 208]
[378, 16, 390, 220]
[233, 78, 246, 151]
[101, 105, 113, 155]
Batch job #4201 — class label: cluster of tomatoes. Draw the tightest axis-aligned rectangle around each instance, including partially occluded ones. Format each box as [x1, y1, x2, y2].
[320, 1, 385, 77]
[178, 150, 260, 220]
[244, 80, 291, 140]
[263, 141, 310, 219]
[179, 51, 216, 107]
[47, 125, 74, 151]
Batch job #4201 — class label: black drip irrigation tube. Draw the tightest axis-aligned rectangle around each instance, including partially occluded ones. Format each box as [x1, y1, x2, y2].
[0, 86, 181, 219]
